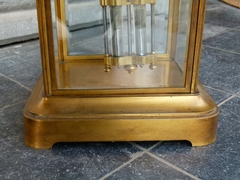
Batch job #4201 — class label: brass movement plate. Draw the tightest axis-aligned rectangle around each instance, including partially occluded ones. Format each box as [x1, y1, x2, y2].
[24, 76, 218, 149]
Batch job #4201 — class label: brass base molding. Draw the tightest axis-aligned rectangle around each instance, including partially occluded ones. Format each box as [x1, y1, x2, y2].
[24, 76, 219, 149]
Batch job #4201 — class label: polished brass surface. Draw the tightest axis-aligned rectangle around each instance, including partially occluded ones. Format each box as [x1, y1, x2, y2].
[56, 59, 184, 90]
[24, 0, 218, 149]
[24, 76, 218, 149]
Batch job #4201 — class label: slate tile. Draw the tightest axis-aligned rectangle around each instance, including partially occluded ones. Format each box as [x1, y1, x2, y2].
[199, 46, 240, 94]
[235, 91, 240, 97]
[203, 30, 240, 53]
[106, 154, 194, 180]
[0, 101, 141, 180]
[205, 86, 231, 105]
[0, 141, 141, 180]
[151, 97, 240, 180]
[203, 24, 229, 40]
[205, 5, 240, 28]
[207, 0, 224, 6]
[0, 40, 41, 89]
[0, 40, 39, 59]
[0, 76, 30, 108]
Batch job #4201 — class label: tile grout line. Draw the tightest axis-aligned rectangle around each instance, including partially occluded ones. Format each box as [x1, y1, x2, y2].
[99, 151, 145, 180]
[0, 72, 32, 92]
[204, 85, 232, 95]
[131, 143, 202, 180]
[233, 26, 240, 31]
[0, 100, 28, 111]
[217, 90, 240, 107]
[203, 28, 233, 41]
[99, 142, 162, 180]
[217, 95, 235, 107]
[206, 7, 222, 12]
[147, 153, 202, 180]
[203, 45, 240, 55]
[203, 85, 240, 106]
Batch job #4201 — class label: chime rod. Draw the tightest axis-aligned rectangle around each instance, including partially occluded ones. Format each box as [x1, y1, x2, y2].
[110, 6, 124, 57]
[127, 5, 132, 55]
[102, 6, 109, 55]
[134, 5, 147, 56]
[151, 4, 155, 53]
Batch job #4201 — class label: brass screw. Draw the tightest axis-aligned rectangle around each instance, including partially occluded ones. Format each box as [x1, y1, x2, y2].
[104, 66, 111, 72]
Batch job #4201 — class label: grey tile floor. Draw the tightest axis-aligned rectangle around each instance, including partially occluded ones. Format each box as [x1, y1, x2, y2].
[0, 0, 240, 179]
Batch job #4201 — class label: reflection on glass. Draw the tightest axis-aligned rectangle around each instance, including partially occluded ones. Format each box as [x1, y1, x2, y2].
[53, 0, 193, 90]
[175, 0, 192, 71]
[51, 0, 58, 57]
[64, 0, 170, 56]
[65, 0, 104, 55]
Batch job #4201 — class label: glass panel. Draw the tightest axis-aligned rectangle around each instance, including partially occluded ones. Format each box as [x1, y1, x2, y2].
[65, 0, 169, 55]
[51, 0, 58, 57]
[65, 0, 104, 55]
[155, 0, 169, 54]
[175, 0, 192, 71]
[54, 0, 192, 90]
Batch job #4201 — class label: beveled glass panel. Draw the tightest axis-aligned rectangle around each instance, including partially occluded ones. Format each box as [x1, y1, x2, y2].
[52, 0, 193, 90]
[175, 0, 192, 71]
[65, 0, 104, 55]
[64, 0, 169, 55]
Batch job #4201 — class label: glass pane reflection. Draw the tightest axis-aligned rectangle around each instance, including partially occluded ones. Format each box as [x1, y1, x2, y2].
[64, 0, 170, 55]
[52, 0, 193, 90]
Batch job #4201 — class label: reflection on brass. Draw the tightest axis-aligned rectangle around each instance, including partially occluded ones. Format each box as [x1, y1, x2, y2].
[104, 65, 111, 72]
[100, 0, 156, 6]
[104, 54, 157, 73]
[149, 63, 157, 70]
[124, 64, 138, 74]
[24, 76, 218, 149]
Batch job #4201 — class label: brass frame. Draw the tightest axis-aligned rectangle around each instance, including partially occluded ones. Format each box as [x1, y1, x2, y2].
[24, 0, 219, 149]
[24, 77, 218, 149]
[38, 0, 203, 95]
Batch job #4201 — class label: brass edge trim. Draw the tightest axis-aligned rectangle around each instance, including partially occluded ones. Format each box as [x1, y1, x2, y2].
[185, 0, 200, 93]
[182, 0, 194, 91]
[25, 76, 218, 116]
[51, 88, 190, 95]
[37, 0, 53, 95]
[191, 0, 207, 92]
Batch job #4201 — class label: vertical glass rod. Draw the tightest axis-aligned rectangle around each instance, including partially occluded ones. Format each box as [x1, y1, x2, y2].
[127, 5, 132, 55]
[151, 4, 155, 53]
[134, 5, 147, 56]
[110, 6, 124, 57]
[102, 6, 109, 55]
